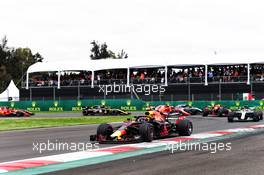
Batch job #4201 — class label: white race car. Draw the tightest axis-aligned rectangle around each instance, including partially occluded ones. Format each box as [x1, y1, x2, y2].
[227, 107, 263, 122]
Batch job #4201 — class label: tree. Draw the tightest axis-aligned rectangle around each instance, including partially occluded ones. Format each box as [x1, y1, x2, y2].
[0, 36, 43, 92]
[99, 43, 111, 59]
[1, 36, 8, 49]
[116, 49, 128, 59]
[90, 40, 128, 60]
[90, 40, 100, 60]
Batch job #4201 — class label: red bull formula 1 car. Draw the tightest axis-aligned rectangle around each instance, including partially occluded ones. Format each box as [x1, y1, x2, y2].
[202, 104, 229, 117]
[90, 105, 193, 143]
[0, 106, 34, 117]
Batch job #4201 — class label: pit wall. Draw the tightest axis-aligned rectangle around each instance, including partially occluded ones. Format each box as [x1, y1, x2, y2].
[0, 99, 264, 112]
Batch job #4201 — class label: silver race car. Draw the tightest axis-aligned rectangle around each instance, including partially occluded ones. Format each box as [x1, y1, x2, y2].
[227, 106, 263, 122]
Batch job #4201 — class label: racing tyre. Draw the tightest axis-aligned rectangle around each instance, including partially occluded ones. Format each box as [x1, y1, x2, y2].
[253, 113, 260, 122]
[139, 123, 154, 142]
[111, 110, 117, 115]
[195, 110, 202, 115]
[16, 112, 24, 117]
[96, 124, 113, 141]
[82, 111, 88, 116]
[217, 108, 223, 117]
[227, 112, 234, 123]
[257, 111, 263, 120]
[222, 108, 229, 116]
[177, 119, 193, 136]
[105, 110, 111, 115]
[202, 110, 209, 117]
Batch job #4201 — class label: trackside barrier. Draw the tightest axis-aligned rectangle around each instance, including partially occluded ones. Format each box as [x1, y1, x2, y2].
[0, 100, 263, 112]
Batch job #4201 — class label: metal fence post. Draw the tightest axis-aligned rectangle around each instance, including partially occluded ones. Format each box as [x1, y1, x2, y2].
[250, 80, 253, 93]
[104, 88, 106, 100]
[29, 87, 32, 101]
[78, 82, 80, 100]
[188, 78, 191, 101]
[53, 87, 56, 101]
[205, 65, 208, 86]
[219, 79, 222, 101]
[247, 63, 250, 85]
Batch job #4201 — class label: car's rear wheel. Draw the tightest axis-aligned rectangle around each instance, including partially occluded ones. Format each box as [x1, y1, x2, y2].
[253, 113, 260, 122]
[96, 124, 113, 141]
[16, 112, 24, 117]
[217, 108, 223, 117]
[256, 111, 263, 120]
[82, 111, 88, 116]
[202, 110, 209, 117]
[195, 110, 202, 115]
[139, 123, 154, 142]
[177, 119, 193, 136]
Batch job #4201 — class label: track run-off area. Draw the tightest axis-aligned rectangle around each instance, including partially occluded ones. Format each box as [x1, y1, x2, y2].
[0, 115, 264, 175]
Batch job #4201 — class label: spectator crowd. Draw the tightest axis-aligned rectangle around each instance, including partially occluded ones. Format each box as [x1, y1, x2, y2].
[27, 64, 264, 87]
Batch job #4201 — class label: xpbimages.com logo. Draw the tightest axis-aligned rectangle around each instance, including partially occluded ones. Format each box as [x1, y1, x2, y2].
[165, 141, 232, 154]
[98, 83, 166, 95]
[32, 140, 99, 154]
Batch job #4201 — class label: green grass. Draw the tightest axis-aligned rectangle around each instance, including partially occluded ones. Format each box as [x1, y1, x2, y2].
[0, 116, 133, 132]
[33, 111, 143, 114]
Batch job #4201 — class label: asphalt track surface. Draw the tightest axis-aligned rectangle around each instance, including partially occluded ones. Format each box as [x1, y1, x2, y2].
[0, 115, 263, 162]
[47, 132, 264, 175]
[0, 115, 264, 174]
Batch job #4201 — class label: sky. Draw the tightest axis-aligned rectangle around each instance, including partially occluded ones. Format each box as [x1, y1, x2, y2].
[1, 0, 264, 62]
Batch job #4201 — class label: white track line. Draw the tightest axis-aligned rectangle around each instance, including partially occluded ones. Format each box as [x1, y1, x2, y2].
[29, 151, 113, 162]
[0, 169, 7, 173]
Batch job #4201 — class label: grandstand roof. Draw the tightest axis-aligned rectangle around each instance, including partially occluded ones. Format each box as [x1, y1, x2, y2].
[27, 53, 264, 73]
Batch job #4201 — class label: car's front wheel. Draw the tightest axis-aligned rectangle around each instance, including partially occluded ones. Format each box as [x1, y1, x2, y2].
[202, 110, 209, 117]
[227, 112, 234, 122]
[139, 123, 154, 142]
[96, 124, 113, 141]
[177, 119, 193, 136]
[82, 111, 88, 116]
[256, 111, 263, 120]
[228, 118, 234, 122]
[217, 108, 224, 117]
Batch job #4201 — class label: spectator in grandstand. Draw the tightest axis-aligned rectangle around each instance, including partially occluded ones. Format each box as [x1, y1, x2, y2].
[27, 64, 264, 87]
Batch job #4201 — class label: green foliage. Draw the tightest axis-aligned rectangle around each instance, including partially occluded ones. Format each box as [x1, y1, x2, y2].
[0, 36, 43, 92]
[90, 40, 128, 59]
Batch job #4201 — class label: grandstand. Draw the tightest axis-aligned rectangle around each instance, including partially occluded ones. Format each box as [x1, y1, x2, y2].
[20, 54, 264, 101]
